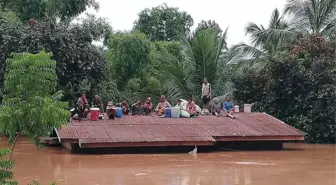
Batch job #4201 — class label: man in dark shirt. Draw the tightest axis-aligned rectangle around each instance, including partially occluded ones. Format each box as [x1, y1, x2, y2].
[131, 97, 144, 115]
[71, 98, 86, 122]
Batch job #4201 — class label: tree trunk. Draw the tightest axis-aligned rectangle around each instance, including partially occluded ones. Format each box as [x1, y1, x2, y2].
[8, 134, 19, 161]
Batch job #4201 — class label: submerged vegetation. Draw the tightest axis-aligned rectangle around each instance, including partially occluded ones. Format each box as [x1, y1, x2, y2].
[0, 0, 335, 182]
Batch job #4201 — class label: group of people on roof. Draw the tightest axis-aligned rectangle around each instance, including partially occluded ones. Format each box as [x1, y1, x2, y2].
[70, 78, 235, 121]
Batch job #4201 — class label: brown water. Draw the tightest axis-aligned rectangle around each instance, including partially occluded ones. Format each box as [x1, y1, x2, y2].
[1, 138, 335, 185]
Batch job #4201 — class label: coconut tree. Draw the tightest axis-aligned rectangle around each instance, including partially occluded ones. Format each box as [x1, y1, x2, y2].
[284, 0, 336, 37]
[230, 8, 294, 69]
[151, 28, 228, 104]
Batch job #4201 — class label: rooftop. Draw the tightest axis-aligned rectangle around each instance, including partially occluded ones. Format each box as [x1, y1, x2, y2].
[55, 112, 305, 149]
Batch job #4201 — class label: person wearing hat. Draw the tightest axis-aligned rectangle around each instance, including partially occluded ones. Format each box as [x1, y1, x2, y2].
[143, 97, 153, 115]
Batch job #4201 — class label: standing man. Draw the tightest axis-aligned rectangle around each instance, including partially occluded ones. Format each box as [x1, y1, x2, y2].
[201, 78, 211, 110]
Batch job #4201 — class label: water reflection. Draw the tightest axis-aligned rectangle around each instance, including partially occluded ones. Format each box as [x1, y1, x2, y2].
[0, 138, 334, 185]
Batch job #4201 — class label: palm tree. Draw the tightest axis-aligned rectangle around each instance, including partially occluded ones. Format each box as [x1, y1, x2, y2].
[284, 0, 336, 37]
[229, 8, 294, 69]
[151, 28, 228, 103]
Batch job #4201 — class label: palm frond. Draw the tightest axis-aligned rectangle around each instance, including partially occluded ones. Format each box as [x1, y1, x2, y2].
[151, 45, 190, 99]
[284, 0, 336, 35]
[190, 29, 224, 86]
[245, 22, 264, 35]
[269, 8, 281, 28]
[263, 27, 298, 46]
[230, 42, 265, 59]
[284, 0, 307, 16]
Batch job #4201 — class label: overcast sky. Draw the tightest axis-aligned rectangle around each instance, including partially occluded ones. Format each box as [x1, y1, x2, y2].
[87, 0, 287, 46]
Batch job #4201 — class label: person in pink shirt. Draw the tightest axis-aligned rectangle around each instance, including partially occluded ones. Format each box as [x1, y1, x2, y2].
[143, 97, 153, 115]
[186, 97, 197, 117]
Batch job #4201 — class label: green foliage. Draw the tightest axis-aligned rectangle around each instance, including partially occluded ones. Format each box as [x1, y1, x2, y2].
[79, 14, 113, 45]
[151, 28, 229, 104]
[134, 3, 194, 41]
[0, 18, 108, 103]
[0, 51, 70, 146]
[284, 0, 336, 36]
[230, 8, 294, 69]
[92, 80, 121, 104]
[0, 0, 99, 21]
[0, 11, 22, 29]
[107, 31, 152, 91]
[195, 20, 222, 36]
[0, 149, 16, 185]
[232, 0, 336, 70]
[232, 37, 336, 143]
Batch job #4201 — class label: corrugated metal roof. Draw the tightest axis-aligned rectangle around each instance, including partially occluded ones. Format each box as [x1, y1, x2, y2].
[58, 112, 304, 146]
[79, 136, 215, 144]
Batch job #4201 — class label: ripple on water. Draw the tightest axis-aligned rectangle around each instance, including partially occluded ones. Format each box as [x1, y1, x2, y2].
[134, 172, 148, 176]
[174, 164, 188, 167]
[222, 161, 276, 166]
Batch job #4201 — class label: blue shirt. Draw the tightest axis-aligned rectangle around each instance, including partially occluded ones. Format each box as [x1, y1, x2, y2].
[224, 101, 233, 110]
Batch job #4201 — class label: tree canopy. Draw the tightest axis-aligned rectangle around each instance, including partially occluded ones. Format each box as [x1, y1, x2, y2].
[195, 20, 222, 36]
[107, 31, 152, 91]
[0, 15, 109, 103]
[134, 3, 194, 41]
[0, 0, 99, 21]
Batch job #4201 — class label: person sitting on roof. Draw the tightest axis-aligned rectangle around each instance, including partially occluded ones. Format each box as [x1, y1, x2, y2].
[80, 93, 90, 118]
[224, 96, 235, 119]
[143, 97, 153, 115]
[186, 97, 197, 118]
[131, 97, 144, 115]
[106, 99, 117, 120]
[155, 95, 171, 117]
[120, 99, 130, 115]
[93, 95, 104, 111]
[71, 98, 86, 122]
[211, 98, 222, 117]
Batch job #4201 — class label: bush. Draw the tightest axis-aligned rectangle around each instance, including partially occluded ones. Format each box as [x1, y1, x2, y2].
[232, 37, 336, 143]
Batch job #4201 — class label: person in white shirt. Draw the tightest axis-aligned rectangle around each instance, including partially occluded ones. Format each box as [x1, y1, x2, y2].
[201, 78, 211, 110]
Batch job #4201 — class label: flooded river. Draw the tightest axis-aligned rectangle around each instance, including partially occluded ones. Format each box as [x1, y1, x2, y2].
[1, 138, 335, 185]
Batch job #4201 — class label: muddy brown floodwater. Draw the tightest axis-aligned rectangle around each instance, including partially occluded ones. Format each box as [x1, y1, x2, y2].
[0, 138, 335, 185]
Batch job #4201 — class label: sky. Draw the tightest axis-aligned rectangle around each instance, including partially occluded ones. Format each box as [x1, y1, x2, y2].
[86, 0, 287, 46]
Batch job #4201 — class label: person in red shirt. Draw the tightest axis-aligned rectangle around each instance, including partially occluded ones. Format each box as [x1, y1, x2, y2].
[186, 97, 197, 117]
[81, 93, 88, 105]
[143, 97, 153, 115]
